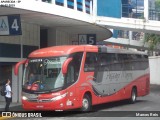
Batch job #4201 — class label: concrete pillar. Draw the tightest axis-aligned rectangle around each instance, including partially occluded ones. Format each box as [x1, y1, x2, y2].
[129, 31, 132, 40]
[12, 65, 18, 103]
[51, 0, 55, 4]
[144, 0, 149, 21]
[64, 0, 67, 7]
[74, 0, 77, 10]
[93, 0, 97, 20]
[12, 65, 22, 103]
[82, 0, 86, 13]
[18, 66, 23, 103]
[90, 0, 93, 15]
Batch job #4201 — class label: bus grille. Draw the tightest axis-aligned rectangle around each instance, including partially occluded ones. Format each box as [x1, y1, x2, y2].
[28, 98, 52, 103]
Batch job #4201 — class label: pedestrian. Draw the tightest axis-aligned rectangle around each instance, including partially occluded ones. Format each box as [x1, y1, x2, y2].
[5, 79, 12, 111]
[128, 0, 133, 18]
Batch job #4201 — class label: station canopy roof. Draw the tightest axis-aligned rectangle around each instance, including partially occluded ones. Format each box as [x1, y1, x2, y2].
[0, 7, 112, 41]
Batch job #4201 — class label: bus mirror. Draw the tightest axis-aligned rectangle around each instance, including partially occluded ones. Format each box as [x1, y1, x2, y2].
[62, 58, 73, 75]
[14, 59, 27, 76]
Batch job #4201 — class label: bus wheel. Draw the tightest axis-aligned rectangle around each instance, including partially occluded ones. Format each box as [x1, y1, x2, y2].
[81, 94, 91, 111]
[130, 88, 137, 104]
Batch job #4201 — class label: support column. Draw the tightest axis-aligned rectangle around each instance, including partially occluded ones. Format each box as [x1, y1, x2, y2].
[93, 0, 97, 20]
[82, 0, 86, 13]
[51, 0, 55, 4]
[18, 66, 23, 103]
[90, 0, 93, 15]
[64, 0, 67, 7]
[74, 0, 77, 10]
[144, 0, 149, 21]
[12, 66, 18, 103]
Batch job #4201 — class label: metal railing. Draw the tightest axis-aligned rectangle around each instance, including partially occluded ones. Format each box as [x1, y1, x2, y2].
[117, 30, 144, 41]
[149, 9, 160, 21]
[122, 3, 144, 19]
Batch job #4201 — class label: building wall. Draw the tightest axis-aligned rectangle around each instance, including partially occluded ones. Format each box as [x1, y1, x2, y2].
[0, 22, 40, 102]
[47, 28, 70, 46]
[0, 22, 40, 46]
[149, 56, 160, 85]
[97, 0, 121, 18]
[48, 28, 56, 46]
[0, 22, 40, 58]
[56, 29, 70, 45]
[97, 0, 121, 38]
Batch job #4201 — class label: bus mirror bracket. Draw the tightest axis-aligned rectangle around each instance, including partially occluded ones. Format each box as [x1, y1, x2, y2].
[62, 58, 73, 75]
[14, 59, 27, 76]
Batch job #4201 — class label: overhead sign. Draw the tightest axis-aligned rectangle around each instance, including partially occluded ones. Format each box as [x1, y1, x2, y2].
[78, 34, 96, 45]
[0, 14, 22, 35]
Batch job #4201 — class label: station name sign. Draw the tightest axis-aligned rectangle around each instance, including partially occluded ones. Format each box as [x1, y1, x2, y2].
[0, 14, 22, 35]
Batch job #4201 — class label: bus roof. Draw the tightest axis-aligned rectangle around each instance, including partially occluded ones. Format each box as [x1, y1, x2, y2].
[99, 46, 147, 55]
[28, 45, 98, 58]
[28, 45, 147, 58]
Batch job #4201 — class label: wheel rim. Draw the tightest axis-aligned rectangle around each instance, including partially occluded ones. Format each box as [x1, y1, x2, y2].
[132, 90, 136, 102]
[82, 98, 89, 110]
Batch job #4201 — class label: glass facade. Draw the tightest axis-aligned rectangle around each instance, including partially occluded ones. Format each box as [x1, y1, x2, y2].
[149, 0, 160, 21]
[122, 0, 144, 19]
[41, 0, 92, 14]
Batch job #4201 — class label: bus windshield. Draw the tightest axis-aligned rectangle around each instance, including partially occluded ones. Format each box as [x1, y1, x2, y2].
[22, 57, 67, 93]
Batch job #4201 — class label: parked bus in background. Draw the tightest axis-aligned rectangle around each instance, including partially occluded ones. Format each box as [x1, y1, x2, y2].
[14, 45, 150, 111]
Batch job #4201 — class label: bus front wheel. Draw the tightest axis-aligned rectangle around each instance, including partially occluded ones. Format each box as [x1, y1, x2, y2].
[130, 88, 137, 104]
[81, 94, 91, 111]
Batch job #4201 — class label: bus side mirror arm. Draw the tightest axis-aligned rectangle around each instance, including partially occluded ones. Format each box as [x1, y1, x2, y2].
[14, 59, 27, 76]
[62, 58, 73, 75]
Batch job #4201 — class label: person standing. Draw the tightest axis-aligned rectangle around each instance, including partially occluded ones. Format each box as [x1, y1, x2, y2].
[5, 79, 12, 111]
[128, 0, 133, 18]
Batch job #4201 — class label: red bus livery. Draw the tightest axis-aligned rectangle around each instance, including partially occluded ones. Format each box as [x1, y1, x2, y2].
[15, 45, 150, 111]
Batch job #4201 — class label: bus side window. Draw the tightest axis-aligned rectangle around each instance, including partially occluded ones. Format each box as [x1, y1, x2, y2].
[66, 64, 75, 84]
[117, 54, 125, 69]
[135, 54, 142, 70]
[66, 52, 83, 85]
[84, 53, 97, 72]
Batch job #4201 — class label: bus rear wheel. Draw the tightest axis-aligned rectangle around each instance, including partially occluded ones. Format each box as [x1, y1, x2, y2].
[130, 88, 137, 104]
[81, 94, 91, 111]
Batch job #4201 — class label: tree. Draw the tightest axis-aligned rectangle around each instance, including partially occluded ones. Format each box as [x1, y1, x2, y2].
[144, 33, 160, 54]
[155, 0, 160, 20]
[155, 0, 160, 10]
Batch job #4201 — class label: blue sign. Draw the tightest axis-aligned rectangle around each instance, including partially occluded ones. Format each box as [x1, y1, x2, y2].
[0, 14, 22, 35]
[78, 34, 96, 45]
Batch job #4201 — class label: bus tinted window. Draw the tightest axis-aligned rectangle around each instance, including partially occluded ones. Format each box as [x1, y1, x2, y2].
[84, 53, 97, 72]
[98, 53, 117, 65]
[96, 53, 119, 71]
[66, 52, 83, 85]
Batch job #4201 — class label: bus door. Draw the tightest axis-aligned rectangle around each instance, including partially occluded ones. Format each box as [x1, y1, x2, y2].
[83, 52, 99, 104]
[64, 52, 83, 109]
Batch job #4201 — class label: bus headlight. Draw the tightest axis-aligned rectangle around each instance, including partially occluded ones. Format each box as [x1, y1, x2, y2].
[22, 96, 28, 100]
[51, 93, 67, 101]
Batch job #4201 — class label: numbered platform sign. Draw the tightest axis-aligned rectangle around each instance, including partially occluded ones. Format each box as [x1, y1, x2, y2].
[78, 34, 96, 45]
[0, 14, 22, 35]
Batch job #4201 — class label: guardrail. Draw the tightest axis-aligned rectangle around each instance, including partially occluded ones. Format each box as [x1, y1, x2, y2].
[149, 9, 160, 21]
